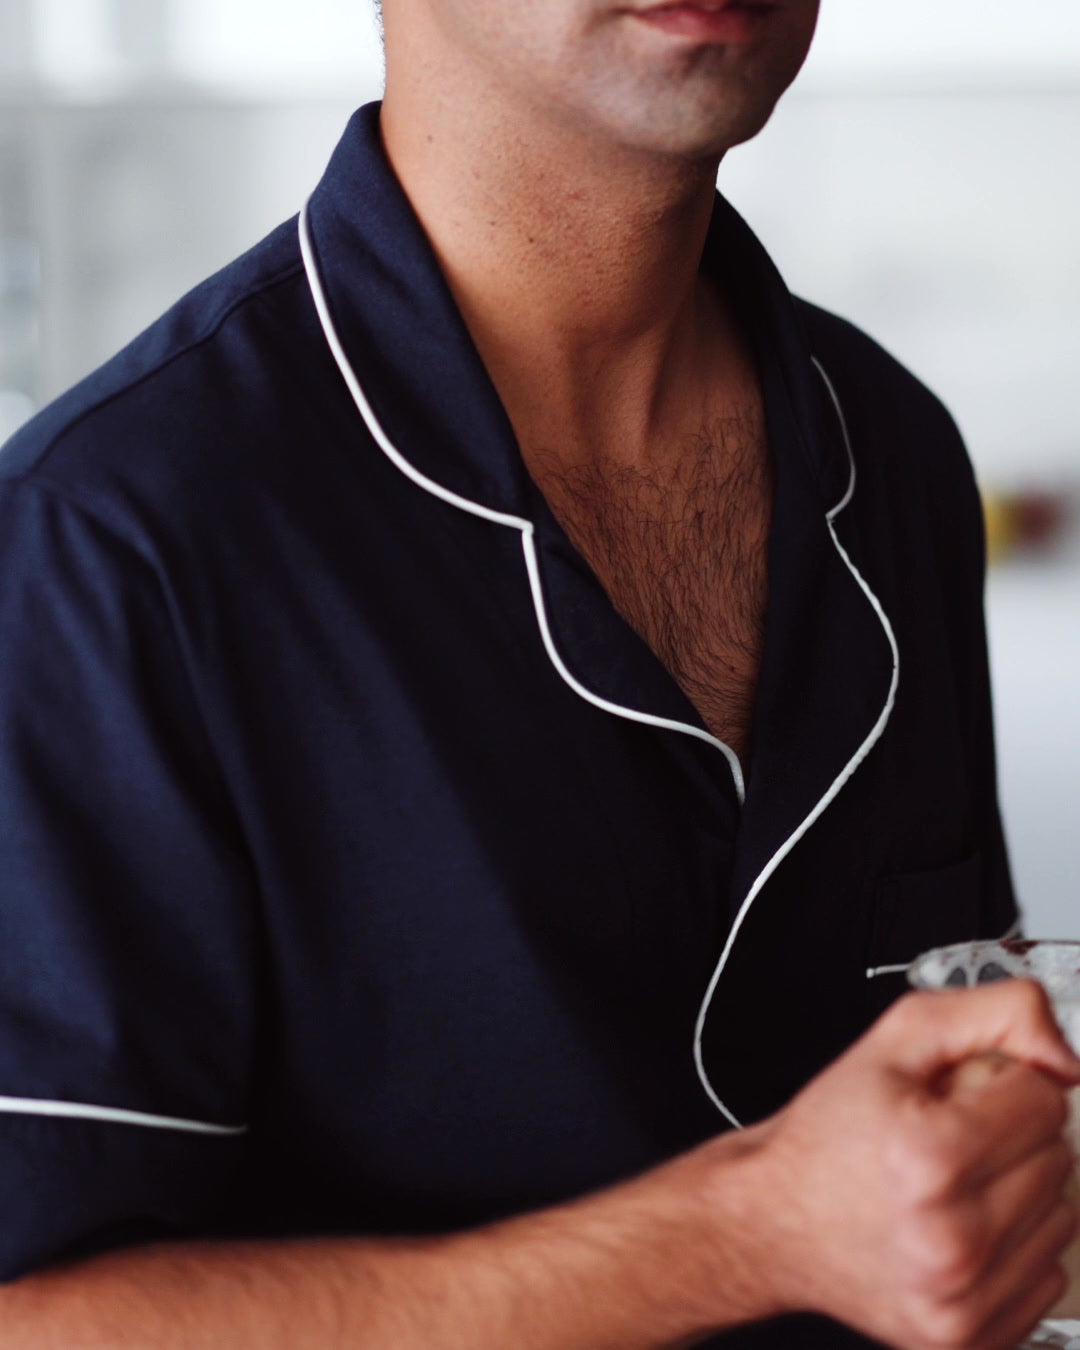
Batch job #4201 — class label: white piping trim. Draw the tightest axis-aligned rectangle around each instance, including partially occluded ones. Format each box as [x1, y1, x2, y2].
[299, 206, 528, 534]
[691, 356, 901, 1129]
[298, 201, 746, 802]
[520, 534, 746, 793]
[866, 962, 911, 980]
[0, 1096, 248, 1137]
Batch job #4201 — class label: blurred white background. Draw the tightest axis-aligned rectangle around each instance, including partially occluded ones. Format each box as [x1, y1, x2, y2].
[1, 0, 1078, 935]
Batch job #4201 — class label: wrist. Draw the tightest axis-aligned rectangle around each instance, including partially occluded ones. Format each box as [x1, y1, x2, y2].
[446, 1124, 792, 1350]
[661, 1120, 795, 1337]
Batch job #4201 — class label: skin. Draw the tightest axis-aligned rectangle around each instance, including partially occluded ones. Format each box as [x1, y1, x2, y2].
[378, 0, 821, 483]
[379, 0, 819, 758]
[3, 5, 1076, 1349]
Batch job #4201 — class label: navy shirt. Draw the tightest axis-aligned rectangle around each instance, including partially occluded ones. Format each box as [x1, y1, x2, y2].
[0, 103, 1016, 1345]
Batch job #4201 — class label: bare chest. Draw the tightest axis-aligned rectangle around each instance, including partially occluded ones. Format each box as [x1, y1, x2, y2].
[529, 409, 773, 762]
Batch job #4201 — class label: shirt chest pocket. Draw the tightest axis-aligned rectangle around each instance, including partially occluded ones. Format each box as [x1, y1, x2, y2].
[864, 851, 1012, 1018]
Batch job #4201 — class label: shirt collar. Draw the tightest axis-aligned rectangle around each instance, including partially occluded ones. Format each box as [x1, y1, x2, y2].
[304, 103, 534, 520]
[304, 103, 896, 874]
[304, 101, 852, 524]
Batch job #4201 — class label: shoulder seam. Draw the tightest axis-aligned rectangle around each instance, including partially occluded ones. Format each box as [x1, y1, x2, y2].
[1, 470, 158, 568]
[18, 257, 305, 481]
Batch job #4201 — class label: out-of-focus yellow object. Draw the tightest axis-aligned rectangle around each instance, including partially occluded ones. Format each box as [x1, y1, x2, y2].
[982, 493, 1014, 566]
[982, 489, 1071, 566]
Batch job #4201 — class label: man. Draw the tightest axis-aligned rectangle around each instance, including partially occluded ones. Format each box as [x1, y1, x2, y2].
[0, 0, 1076, 1346]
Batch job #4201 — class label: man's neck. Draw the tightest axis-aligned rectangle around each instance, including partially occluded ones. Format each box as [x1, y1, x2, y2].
[379, 73, 741, 469]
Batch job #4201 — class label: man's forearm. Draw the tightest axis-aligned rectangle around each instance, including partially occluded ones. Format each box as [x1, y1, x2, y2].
[0, 1132, 777, 1350]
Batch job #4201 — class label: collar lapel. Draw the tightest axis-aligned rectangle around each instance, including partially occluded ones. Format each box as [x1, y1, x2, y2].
[695, 202, 900, 1122]
[711, 198, 898, 911]
[731, 367, 897, 909]
[304, 105, 747, 757]
[304, 103, 533, 519]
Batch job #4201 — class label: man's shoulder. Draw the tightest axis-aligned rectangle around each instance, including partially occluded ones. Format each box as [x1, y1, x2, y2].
[0, 215, 311, 530]
[795, 297, 979, 502]
[794, 298, 989, 609]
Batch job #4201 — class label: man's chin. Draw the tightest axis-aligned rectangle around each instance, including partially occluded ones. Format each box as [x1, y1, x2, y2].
[591, 21, 811, 157]
[588, 92, 783, 161]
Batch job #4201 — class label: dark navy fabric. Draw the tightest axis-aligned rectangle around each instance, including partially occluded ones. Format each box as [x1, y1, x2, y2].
[0, 102, 1015, 1345]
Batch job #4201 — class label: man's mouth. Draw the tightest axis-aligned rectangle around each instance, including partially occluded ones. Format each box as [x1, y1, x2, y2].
[628, 0, 777, 43]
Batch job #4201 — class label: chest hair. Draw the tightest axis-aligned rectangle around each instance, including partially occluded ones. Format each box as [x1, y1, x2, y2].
[528, 408, 773, 760]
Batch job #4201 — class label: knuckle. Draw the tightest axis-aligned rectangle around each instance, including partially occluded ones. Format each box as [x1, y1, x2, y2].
[893, 1131, 964, 1206]
[885, 991, 931, 1033]
[894, 1152, 946, 1207]
[929, 1243, 982, 1302]
[906, 1212, 984, 1300]
[1009, 977, 1052, 1023]
[1020, 1065, 1069, 1128]
[918, 1296, 981, 1350]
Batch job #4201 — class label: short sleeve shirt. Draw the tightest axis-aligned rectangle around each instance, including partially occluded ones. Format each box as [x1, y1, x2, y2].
[0, 102, 1016, 1347]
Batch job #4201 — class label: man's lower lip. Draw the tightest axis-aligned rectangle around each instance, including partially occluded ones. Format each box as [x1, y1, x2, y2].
[632, 3, 772, 42]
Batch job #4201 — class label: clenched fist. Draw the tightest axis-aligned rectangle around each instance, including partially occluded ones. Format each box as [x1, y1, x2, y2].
[727, 981, 1080, 1350]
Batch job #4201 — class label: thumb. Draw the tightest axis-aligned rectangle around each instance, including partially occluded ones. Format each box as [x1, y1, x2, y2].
[880, 981, 1080, 1086]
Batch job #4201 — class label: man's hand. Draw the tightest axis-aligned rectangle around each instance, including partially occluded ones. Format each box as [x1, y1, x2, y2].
[731, 980, 1080, 1350]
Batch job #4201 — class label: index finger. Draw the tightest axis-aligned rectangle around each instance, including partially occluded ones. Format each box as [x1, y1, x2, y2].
[880, 982, 1080, 1087]
[941, 1058, 1072, 1188]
